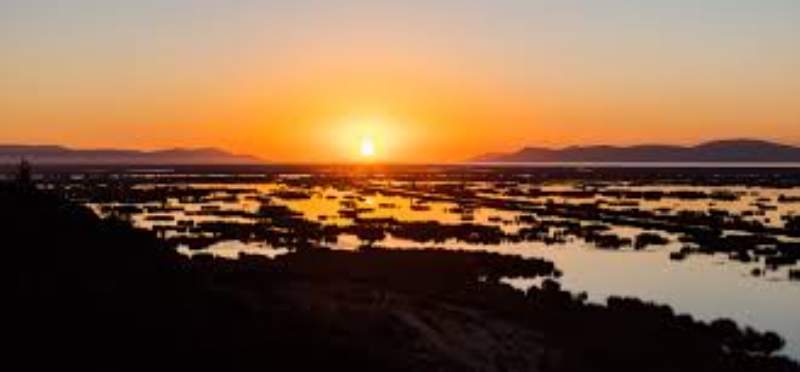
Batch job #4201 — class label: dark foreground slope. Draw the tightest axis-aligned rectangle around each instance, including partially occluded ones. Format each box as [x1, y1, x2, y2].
[3, 184, 798, 371]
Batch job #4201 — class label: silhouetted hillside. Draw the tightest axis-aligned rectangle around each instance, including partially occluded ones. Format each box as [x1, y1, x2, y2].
[0, 145, 262, 165]
[472, 140, 800, 163]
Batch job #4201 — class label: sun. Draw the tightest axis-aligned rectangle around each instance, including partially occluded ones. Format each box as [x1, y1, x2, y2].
[332, 115, 399, 162]
[360, 137, 376, 158]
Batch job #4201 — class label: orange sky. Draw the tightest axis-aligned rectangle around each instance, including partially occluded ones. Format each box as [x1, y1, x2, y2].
[1, 1, 798, 163]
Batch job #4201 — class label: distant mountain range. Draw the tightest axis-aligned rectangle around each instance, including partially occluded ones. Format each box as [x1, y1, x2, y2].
[0, 145, 263, 165]
[471, 140, 800, 163]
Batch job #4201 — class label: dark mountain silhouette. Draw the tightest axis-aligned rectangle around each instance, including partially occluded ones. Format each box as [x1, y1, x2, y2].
[471, 139, 800, 163]
[0, 145, 263, 165]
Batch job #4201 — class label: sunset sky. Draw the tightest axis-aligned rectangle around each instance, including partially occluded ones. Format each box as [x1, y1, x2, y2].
[1, 0, 799, 163]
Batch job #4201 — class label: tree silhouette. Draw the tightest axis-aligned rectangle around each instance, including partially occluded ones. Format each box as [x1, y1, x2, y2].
[15, 158, 33, 188]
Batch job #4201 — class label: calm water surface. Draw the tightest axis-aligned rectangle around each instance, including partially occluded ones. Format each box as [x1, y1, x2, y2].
[86, 179, 800, 358]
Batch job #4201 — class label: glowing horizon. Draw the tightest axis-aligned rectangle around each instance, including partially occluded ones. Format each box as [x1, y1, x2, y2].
[1, 1, 798, 163]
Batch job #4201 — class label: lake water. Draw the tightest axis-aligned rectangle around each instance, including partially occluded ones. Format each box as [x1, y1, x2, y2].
[466, 162, 800, 168]
[74, 175, 800, 358]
